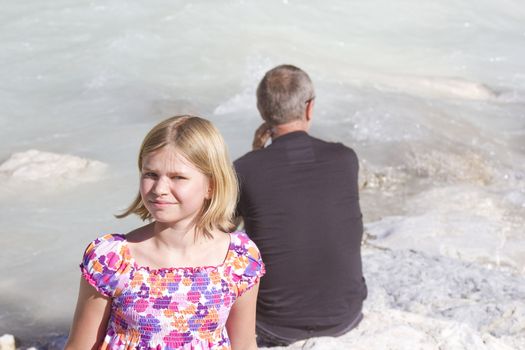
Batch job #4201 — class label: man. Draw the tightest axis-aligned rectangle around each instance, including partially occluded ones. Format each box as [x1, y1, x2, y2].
[234, 64, 367, 346]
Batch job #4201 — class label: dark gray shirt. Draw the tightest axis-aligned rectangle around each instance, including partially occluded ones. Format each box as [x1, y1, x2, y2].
[234, 131, 367, 340]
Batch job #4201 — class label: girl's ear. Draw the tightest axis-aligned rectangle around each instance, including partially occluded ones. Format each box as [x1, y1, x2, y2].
[206, 181, 213, 200]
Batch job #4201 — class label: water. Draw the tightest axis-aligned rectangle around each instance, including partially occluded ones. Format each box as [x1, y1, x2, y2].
[0, 0, 524, 344]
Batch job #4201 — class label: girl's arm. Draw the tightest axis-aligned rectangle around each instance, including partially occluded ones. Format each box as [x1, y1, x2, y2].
[65, 277, 111, 350]
[226, 282, 260, 350]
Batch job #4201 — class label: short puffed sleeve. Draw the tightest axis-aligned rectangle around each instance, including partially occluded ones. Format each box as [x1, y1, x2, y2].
[229, 232, 266, 298]
[79, 234, 129, 298]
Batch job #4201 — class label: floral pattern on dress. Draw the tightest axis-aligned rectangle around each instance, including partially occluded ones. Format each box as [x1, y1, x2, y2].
[80, 232, 265, 349]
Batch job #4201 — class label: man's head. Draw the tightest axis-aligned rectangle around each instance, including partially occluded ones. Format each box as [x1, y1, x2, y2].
[256, 65, 315, 126]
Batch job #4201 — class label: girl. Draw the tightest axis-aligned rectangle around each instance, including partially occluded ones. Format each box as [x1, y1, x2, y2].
[66, 116, 265, 350]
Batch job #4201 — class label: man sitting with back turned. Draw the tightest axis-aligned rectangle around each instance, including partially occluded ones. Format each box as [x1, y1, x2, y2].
[234, 64, 367, 346]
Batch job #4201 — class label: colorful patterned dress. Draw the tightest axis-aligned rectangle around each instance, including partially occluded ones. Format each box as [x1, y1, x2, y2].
[80, 232, 265, 349]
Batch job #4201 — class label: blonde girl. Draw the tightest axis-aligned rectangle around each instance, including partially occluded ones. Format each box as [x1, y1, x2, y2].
[66, 116, 265, 349]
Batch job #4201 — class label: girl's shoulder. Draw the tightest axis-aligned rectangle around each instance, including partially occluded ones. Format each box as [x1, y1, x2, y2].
[227, 231, 266, 297]
[80, 233, 131, 297]
[229, 231, 260, 254]
[87, 232, 127, 247]
[83, 233, 128, 261]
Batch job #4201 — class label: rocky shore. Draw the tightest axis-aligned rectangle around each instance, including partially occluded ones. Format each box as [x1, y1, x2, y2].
[0, 334, 67, 350]
[3, 246, 524, 350]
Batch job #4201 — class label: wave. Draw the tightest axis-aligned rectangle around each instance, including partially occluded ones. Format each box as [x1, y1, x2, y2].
[359, 149, 495, 190]
[397, 76, 497, 100]
[369, 74, 499, 101]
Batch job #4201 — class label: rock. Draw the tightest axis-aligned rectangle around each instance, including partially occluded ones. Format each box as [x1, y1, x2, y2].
[46, 334, 68, 350]
[0, 149, 107, 182]
[0, 150, 107, 197]
[0, 334, 15, 350]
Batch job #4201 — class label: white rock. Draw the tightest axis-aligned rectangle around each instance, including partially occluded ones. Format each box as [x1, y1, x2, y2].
[365, 185, 525, 271]
[0, 334, 15, 350]
[262, 247, 524, 349]
[0, 149, 107, 182]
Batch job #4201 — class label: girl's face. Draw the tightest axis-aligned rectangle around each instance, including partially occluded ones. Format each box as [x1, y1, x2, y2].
[140, 146, 211, 228]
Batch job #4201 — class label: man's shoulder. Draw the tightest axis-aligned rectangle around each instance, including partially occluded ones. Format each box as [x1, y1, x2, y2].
[234, 149, 261, 163]
[234, 135, 359, 167]
[310, 135, 358, 160]
[234, 147, 272, 170]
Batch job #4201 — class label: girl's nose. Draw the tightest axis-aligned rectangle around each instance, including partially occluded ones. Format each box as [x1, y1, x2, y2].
[152, 177, 170, 195]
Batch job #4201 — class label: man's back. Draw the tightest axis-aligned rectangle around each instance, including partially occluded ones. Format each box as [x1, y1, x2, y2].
[235, 131, 367, 339]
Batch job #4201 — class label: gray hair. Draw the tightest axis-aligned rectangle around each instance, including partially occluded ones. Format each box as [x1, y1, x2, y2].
[256, 64, 315, 125]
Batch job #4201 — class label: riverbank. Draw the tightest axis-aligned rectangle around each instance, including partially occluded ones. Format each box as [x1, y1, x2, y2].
[4, 245, 524, 350]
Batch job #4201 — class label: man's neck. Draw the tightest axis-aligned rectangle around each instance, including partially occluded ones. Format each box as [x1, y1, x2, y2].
[271, 120, 309, 140]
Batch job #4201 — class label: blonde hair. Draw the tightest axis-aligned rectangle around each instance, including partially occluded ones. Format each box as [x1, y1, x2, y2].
[117, 115, 238, 238]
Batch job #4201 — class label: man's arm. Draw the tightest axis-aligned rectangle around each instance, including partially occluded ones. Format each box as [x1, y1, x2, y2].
[252, 123, 272, 150]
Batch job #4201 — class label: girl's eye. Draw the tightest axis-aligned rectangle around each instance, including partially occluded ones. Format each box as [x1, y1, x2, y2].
[171, 175, 187, 180]
[143, 172, 157, 178]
